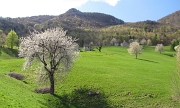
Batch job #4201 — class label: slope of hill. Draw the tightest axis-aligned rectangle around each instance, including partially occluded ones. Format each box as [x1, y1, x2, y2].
[39, 8, 124, 30]
[0, 18, 27, 36]
[62, 8, 124, 27]
[0, 46, 179, 107]
[0, 9, 180, 46]
[0, 8, 124, 36]
[158, 10, 180, 27]
[125, 20, 161, 32]
[13, 15, 55, 24]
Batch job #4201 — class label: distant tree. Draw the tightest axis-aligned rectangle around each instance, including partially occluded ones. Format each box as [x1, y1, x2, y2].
[95, 34, 103, 52]
[81, 39, 84, 47]
[96, 44, 102, 52]
[127, 42, 142, 59]
[34, 24, 41, 31]
[147, 39, 152, 46]
[140, 38, 146, 45]
[152, 34, 158, 45]
[110, 38, 117, 46]
[18, 27, 79, 95]
[6, 30, 18, 49]
[89, 42, 94, 51]
[155, 44, 164, 54]
[170, 40, 176, 51]
[0, 29, 6, 47]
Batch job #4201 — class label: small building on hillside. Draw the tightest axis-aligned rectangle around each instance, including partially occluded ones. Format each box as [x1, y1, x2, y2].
[114, 42, 119, 46]
[110, 38, 119, 46]
[83, 43, 94, 51]
[121, 40, 129, 48]
[140, 38, 147, 45]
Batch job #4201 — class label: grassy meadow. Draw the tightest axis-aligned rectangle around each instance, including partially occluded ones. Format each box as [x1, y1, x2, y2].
[0, 46, 180, 107]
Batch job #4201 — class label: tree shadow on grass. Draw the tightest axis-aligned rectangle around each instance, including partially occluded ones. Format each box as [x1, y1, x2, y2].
[41, 87, 114, 108]
[138, 58, 158, 63]
[162, 53, 175, 57]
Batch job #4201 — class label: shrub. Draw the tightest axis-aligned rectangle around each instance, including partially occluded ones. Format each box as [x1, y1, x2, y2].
[34, 87, 50, 94]
[170, 39, 180, 51]
[7, 72, 24, 80]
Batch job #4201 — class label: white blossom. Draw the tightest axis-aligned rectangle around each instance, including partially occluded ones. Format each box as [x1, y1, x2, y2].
[127, 42, 142, 59]
[155, 44, 163, 54]
[175, 45, 180, 60]
[18, 27, 79, 94]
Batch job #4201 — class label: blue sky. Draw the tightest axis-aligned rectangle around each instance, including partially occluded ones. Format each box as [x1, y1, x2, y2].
[0, 0, 180, 22]
[78, 0, 180, 22]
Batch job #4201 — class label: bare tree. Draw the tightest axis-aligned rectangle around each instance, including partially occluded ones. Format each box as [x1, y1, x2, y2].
[127, 42, 142, 59]
[96, 44, 102, 52]
[19, 27, 79, 94]
[155, 44, 164, 54]
[95, 36, 103, 52]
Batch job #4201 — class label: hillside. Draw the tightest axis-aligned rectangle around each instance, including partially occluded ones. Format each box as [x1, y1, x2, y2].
[0, 9, 180, 46]
[0, 9, 180, 36]
[0, 18, 27, 36]
[38, 8, 124, 31]
[59, 8, 124, 28]
[0, 46, 180, 107]
[158, 10, 180, 27]
[0, 8, 124, 36]
[124, 20, 161, 32]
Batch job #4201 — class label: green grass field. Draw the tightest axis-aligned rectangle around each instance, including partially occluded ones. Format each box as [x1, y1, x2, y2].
[0, 46, 180, 108]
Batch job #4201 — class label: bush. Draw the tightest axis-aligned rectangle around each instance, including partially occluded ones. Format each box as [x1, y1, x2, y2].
[170, 39, 180, 51]
[7, 72, 24, 80]
[34, 87, 50, 94]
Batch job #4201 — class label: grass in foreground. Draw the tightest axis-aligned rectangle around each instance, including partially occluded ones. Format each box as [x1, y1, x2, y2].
[0, 46, 180, 107]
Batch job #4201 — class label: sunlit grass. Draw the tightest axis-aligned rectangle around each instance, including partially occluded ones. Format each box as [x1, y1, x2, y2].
[0, 46, 180, 107]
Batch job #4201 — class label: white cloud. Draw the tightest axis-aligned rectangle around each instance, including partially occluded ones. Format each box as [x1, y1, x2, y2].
[0, 0, 119, 18]
[91, 0, 120, 6]
[0, 0, 88, 18]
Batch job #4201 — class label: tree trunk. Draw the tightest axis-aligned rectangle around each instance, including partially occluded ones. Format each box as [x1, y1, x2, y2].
[136, 54, 137, 59]
[49, 72, 55, 95]
[98, 46, 102, 52]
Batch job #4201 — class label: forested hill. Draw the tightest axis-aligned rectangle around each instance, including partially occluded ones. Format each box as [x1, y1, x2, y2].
[35, 8, 124, 32]
[158, 10, 180, 27]
[124, 20, 161, 32]
[0, 15, 55, 36]
[0, 8, 124, 36]
[1, 8, 180, 37]
[58, 8, 124, 28]
[0, 8, 180, 46]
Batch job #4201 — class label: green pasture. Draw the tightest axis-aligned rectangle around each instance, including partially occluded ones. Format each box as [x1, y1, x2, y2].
[0, 46, 180, 107]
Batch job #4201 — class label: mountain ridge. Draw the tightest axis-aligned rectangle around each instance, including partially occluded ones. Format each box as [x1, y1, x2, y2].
[0, 8, 179, 36]
[158, 10, 180, 27]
